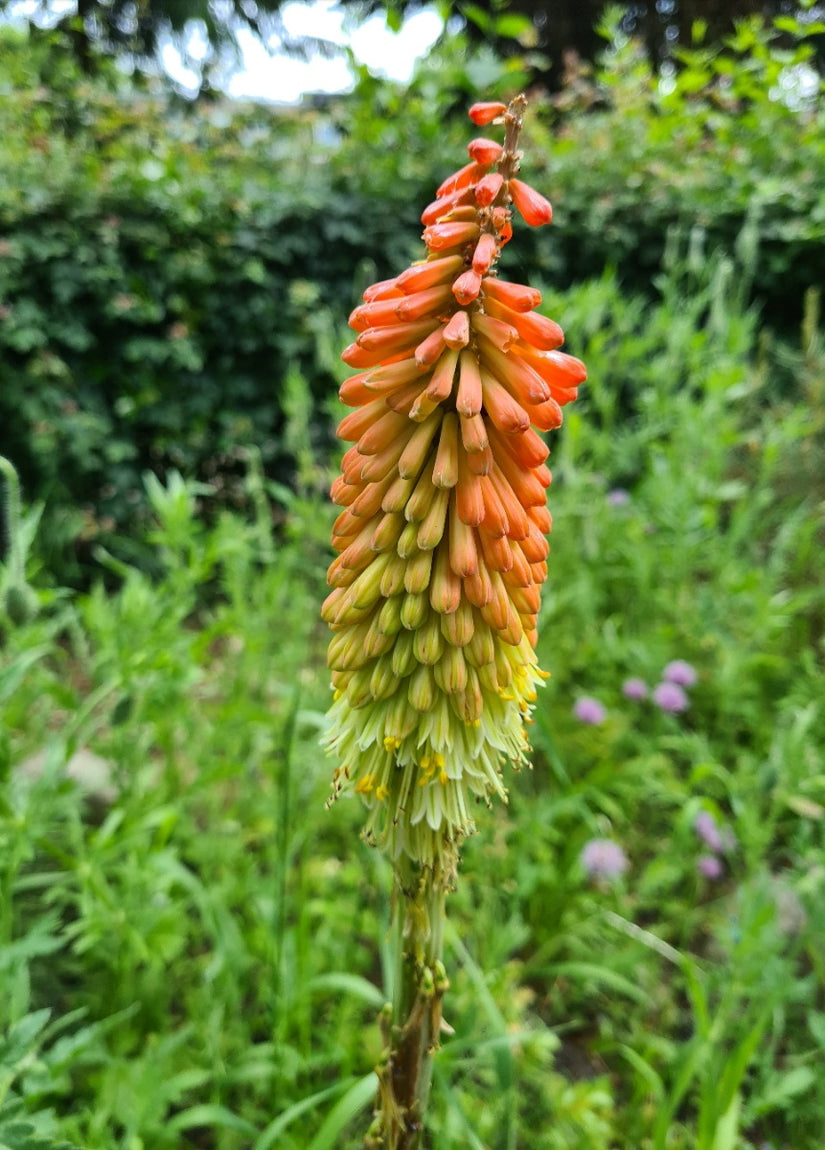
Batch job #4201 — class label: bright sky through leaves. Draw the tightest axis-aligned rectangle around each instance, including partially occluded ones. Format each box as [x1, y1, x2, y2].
[172, 1, 445, 101]
[7, 0, 444, 101]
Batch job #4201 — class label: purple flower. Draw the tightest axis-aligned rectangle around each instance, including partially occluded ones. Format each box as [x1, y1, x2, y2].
[573, 697, 607, 725]
[662, 660, 697, 688]
[622, 677, 649, 701]
[606, 488, 630, 507]
[697, 854, 723, 879]
[580, 838, 629, 881]
[693, 811, 724, 852]
[652, 681, 689, 713]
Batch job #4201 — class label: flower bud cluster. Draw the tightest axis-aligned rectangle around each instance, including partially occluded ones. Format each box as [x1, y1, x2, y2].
[323, 95, 586, 868]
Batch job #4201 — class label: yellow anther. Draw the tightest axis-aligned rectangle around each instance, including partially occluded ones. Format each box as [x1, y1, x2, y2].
[383, 735, 402, 752]
[375, 784, 389, 802]
[355, 774, 376, 795]
[439, 770, 448, 785]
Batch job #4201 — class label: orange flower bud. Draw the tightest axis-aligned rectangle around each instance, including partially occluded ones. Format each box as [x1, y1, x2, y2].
[394, 283, 455, 322]
[362, 356, 427, 395]
[478, 474, 510, 538]
[362, 276, 401, 302]
[475, 172, 504, 207]
[487, 422, 549, 468]
[424, 348, 460, 404]
[357, 319, 437, 355]
[530, 348, 587, 385]
[463, 562, 493, 608]
[456, 350, 483, 416]
[480, 277, 542, 313]
[452, 269, 482, 305]
[414, 326, 447, 367]
[455, 451, 485, 525]
[339, 371, 377, 406]
[466, 443, 493, 476]
[349, 298, 400, 331]
[509, 178, 553, 227]
[385, 379, 430, 416]
[480, 531, 514, 573]
[471, 232, 498, 274]
[471, 312, 518, 352]
[448, 499, 479, 578]
[422, 221, 481, 251]
[468, 101, 507, 125]
[430, 546, 463, 615]
[337, 397, 391, 443]
[420, 187, 474, 226]
[530, 397, 564, 431]
[432, 412, 459, 489]
[436, 161, 487, 199]
[396, 410, 441, 479]
[467, 137, 503, 164]
[396, 255, 465, 294]
[357, 406, 413, 457]
[443, 309, 470, 349]
[487, 468, 530, 540]
[477, 337, 551, 403]
[499, 306, 565, 351]
[459, 412, 489, 456]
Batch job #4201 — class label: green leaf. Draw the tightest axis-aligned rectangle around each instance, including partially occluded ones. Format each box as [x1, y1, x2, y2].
[493, 13, 532, 39]
[305, 1074, 377, 1150]
[254, 1081, 356, 1150]
[306, 973, 385, 1010]
[539, 962, 651, 1006]
[711, 1091, 741, 1150]
[166, 1104, 258, 1136]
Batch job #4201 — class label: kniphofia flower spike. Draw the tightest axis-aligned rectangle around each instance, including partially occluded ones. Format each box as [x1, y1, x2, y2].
[324, 94, 586, 876]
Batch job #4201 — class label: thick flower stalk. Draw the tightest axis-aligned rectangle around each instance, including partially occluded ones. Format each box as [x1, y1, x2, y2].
[323, 95, 585, 1147]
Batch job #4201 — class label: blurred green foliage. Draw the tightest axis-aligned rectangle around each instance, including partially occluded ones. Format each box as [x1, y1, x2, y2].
[0, 12, 823, 575]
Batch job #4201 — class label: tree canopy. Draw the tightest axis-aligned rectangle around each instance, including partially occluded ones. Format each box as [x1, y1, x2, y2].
[3, 0, 817, 95]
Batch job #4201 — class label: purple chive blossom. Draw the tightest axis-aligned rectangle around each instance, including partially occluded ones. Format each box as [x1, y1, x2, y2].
[693, 811, 724, 852]
[606, 488, 630, 506]
[573, 697, 607, 725]
[652, 681, 689, 713]
[622, 677, 649, 701]
[580, 838, 629, 881]
[662, 660, 698, 688]
[697, 854, 723, 879]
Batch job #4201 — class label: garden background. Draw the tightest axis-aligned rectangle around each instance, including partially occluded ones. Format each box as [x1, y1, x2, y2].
[1, 3, 824, 1147]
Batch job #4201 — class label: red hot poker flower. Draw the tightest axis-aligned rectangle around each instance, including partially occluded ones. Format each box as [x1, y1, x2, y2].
[324, 93, 586, 869]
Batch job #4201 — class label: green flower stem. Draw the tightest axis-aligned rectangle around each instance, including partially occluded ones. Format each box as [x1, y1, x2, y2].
[369, 857, 451, 1149]
[0, 455, 24, 581]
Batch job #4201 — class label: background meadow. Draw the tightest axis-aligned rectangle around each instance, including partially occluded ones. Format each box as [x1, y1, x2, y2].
[1, 7, 824, 1148]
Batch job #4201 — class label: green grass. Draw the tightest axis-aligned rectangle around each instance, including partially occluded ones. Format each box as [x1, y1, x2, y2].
[1, 249, 824, 1149]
